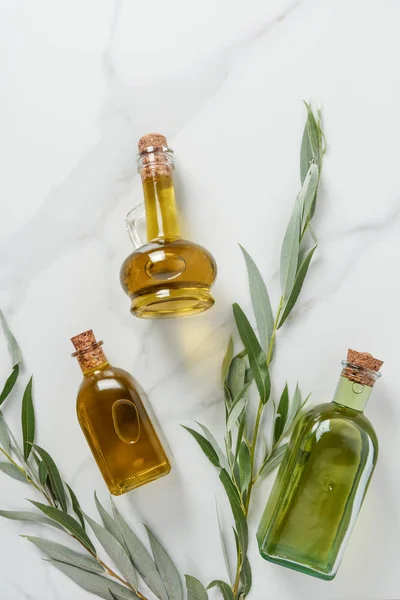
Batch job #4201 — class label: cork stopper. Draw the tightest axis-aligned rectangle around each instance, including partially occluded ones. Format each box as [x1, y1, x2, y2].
[138, 133, 167, 154]
[71, 330, 108, 373]
[137, 133, 173, 181]
[343, 349, 383, 387]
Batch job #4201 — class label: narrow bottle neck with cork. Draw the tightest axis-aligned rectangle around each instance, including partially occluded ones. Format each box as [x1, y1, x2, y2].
[71, 330, 109, 376]
[332, 349, 383, 413]
[137, 133, 181, 242]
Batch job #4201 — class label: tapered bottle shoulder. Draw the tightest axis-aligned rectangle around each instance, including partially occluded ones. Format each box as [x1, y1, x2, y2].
[296, 402, 378, 457]
[76, 365, 142, 409]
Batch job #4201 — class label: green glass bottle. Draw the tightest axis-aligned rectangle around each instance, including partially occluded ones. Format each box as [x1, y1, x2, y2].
[257, 349, 383, 580]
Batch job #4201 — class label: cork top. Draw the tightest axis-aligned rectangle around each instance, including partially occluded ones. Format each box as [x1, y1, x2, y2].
[343, 349, 383, 387]
[71, 330, 108, 374]
[138, 133, 168, 154]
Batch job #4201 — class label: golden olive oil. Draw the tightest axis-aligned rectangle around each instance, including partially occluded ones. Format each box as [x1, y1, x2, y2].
[72, 330, 170, 495]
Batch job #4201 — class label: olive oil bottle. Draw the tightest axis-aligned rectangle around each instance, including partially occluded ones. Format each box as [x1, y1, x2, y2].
[257, 349, 383, 580]
[120, 133, 217, 318]
[71, 330, 170, 495]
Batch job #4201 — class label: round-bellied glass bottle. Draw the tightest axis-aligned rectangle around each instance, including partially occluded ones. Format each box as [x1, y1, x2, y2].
[120, 133, 217, 318]
[72, 330, 170, 495]
[257, 349, 383, 580]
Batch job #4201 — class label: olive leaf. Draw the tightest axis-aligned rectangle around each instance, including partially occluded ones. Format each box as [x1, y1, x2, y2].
[259, 444, 288, 478]
[300, 102, 322, 184]
[48, 560, 139, 600]
[144, 525, 183, 600]
[185, 575, 208, 600]
[219, 469, 248, 556]
[94, 492, 126, 548]
[29, 500, 95, 553]
[221, 337, 234, 384]
[0, 365, 19, 407]
[278, 245, 317, 328]
[0, 509, 64, 530]
[226, 396, 247, 433]
[274, 384, 289, 444]
[208, 580, 234, 600]
[21, 376, 35, 460]
[0, 310, 22, 368]
[196, 423, 229, 472]
[233, 304, 270, 405]
[215, 501, 232, 584]
[284, 384, 301, 434]
[299, 163, 319, 233]
[66, 484, 85, 530]
[0, 412, 11, 453]
[240, 556, 252, 596]
[38, 460, 48, 485]
[182, 426, 220, 468]
[34, 445, 67, 512]
[227, 356, 246, 402]
[112, 502, 168, 600]
[84, 512, 138, 591]
[239, 245, 274, 353]
[24, 536, 104, 573]
[280, 198, 301, 301]
[237, 441, 251, 494]
[0, 462, 27, 482]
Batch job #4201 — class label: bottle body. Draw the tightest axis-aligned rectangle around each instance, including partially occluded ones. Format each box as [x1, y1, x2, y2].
[76, 364, 171, 495]
[120, 135, 217, 318]
[257, 379, 379, 580]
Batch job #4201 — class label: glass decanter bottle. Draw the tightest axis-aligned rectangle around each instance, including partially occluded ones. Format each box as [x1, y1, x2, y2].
[120, 133, 217, 318]
[71, 330, 171, 495]
[257, 349, 383, 580]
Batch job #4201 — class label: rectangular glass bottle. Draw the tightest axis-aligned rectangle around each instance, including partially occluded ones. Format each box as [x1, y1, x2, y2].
[72, 330, 171, 495]
[257, 349, 383, 580]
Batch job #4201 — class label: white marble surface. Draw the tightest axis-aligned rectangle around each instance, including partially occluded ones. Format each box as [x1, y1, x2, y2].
[1, 0, 400, 598]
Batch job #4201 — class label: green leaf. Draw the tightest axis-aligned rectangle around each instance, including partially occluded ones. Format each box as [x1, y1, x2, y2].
[219, 469, 248, 555]
[299, 163, 319, 232]
[94, 492, 126, 548]
[300, 103, 321, 183]
[29, 500, 95, 553]
[196, 423, 229, 472]
[182, 426, 220, 468]
[185, 575, 208, 600]
[240, 556, 252, 596]
[208, 580, 234, 600]
[240, 245, 274, 353]
[278, 245, 317, 328]
[34, 445, 67, 512]
[227, 356, 246, 401]
[0, 412, 10, 453]
[112, 503, 168, 600]
[215, 501, 232, 584]
[84, 512, 138, 590]
[284, 384, 301, 434]
[0, 462, 27, 482]
[221, 337, 234, 384]
[0, 509, 64, 530]
[233, 304, 270, 405]
[21, 376, 35, 460]
[144, 525, 183, 600]
[24, 536, 104, 573]
[238, 442, 251, 494]
[67, 484, 86, 530]
[259, 444, 288, 478]
[0, 365, 19, 406]
[280, 198, 301, 300]
[274, 384, 289, 444]
[226, 396, 247, 433]
[48, 560, 139, 600]
[38, 460, 48, 485]
[0, 310, 22, 367]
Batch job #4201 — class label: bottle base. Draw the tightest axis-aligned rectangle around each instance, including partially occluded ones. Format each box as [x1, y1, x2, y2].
[258, 547, 336, 581]
[130, 286, 215, 319]
[108, 460, 171, 496]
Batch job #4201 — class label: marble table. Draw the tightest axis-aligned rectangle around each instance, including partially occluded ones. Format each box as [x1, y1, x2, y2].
[0, 1, 399, 599]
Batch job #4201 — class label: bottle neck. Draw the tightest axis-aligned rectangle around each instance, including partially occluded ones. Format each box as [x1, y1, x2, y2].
[138, 148, 181, 241]
[332, 376, 373, 412]
[75, 343, 109, 376]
